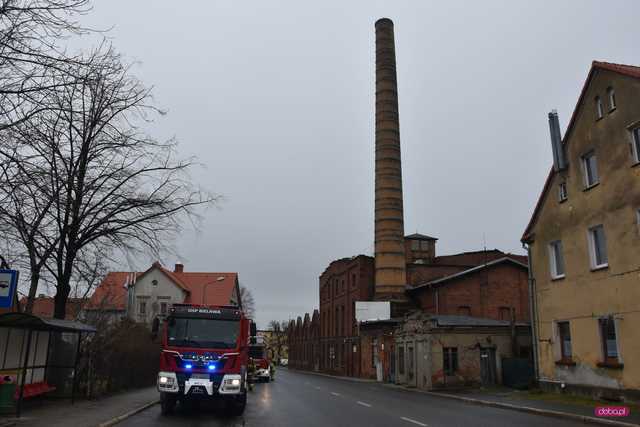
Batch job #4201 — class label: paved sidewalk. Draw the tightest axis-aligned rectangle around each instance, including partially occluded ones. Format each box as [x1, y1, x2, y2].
[0, 387, 159, 427]
[422, 388, 640, 426]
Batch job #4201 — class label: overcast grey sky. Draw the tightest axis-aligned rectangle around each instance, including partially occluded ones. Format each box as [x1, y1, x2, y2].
[78, 1, 640, 327]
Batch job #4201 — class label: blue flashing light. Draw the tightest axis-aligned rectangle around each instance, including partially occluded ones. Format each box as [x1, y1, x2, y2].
[208, 364, 216, 371]
[185, 364, 193, 369]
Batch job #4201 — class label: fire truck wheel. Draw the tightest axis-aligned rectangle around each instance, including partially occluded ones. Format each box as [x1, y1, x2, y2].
[160, 392, 176, 415]
[228, 393, 247, 416]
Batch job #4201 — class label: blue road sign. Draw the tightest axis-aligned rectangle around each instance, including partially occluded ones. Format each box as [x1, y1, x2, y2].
[0, 269, 18, 309]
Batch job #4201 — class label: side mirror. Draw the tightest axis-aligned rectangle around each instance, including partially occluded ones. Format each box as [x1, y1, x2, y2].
[151, 317, 159, 341]
[250, 321, 257, 337]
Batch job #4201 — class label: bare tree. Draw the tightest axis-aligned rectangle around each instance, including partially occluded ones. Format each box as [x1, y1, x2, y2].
[267, 320, 288, 363]
[0, 0, 93, 129]
[0, 46, 216, 319]
[239, 285, 255, 319]
[0, 142, 60, 312]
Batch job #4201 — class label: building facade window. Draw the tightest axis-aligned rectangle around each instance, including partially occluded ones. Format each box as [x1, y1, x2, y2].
[607, 87, 616, 111]
[558, 182, 568, 202]
[398, 346, 405, 375]
[588, 224, 609, 269]
[599, 316, 619, 363]
[558, 321, 572, 360]
[581, 151, 599, 188]
[443, 347, 458, 375]
[457, 306, 471, 316]
[632, 127, 640, 164]
[548, 240, 565, 279]
[152, 279, 158, 286]
[138, 300, 146, 315]
[595, 96, 603, 119]
[499, 306, 512, 321]
[160, 302, 168, 315]
[371, 339, 377, 368]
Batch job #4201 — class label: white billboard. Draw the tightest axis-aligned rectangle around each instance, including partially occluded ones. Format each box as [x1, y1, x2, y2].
[355, 301, 390, 322]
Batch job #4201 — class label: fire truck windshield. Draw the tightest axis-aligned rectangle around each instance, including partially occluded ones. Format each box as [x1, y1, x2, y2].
[167, 317, 239, 349]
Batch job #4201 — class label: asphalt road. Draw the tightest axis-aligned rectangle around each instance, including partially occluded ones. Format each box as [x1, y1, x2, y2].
[119, 369, 588, 427]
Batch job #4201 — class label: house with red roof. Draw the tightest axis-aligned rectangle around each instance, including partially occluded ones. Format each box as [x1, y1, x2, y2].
[85, 262, 241, 324]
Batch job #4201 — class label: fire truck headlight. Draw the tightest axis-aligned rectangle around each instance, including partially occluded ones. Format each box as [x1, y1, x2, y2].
[157, 372, 178, 393]
[219, 374, 242, 394]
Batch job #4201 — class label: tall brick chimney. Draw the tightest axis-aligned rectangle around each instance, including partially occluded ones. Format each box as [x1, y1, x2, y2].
[374, 18, 407, 300]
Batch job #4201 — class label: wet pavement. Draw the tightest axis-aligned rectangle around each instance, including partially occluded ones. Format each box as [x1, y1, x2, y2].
[119, 369, 593, 426]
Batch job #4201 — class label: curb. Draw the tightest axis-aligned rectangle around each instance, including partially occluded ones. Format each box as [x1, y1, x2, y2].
[411, 391, 639, 427]
[97, 399, 159, 427]
[290, 369, 638, 427]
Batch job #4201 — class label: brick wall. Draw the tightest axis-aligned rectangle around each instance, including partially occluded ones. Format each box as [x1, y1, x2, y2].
[413, 262, 530, 322]
[316, 255, 374, 376]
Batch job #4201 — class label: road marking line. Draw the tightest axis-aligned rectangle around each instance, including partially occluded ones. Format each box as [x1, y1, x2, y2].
[400, 416, 428, 427]
[357, 401, 372, 407]
[330, 391, 341, 396]
[314, 386, 322, 390]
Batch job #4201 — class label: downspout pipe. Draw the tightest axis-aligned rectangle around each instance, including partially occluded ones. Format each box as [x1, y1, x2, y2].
[523, 242, 540, 382]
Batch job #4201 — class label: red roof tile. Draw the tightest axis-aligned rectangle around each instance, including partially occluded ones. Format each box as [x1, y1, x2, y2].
[85, 271, 135, 310]
[522, 61, 640, 242]
[18, 296, 85, 319]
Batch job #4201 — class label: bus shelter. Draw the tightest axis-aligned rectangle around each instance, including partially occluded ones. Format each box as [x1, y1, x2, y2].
[0, 312, 96, 417]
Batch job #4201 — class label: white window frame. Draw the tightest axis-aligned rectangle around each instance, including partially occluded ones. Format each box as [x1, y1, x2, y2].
[558, 182, 568, 202]
[607, 87, 616, 111]
[557, 321, 572, 360]
[581, 151, 599, 188]
[595, 96, 604, 119]
[598, 316, 622, 364]
[631, 127, 640, 164]
[587, 224, 609, 270]
[548, 240, 565, 279]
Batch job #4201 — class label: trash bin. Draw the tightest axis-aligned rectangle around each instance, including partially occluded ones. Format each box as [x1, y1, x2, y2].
[0, 376, 16, 414]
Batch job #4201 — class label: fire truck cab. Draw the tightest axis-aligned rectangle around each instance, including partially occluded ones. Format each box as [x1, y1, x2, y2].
[154, 304, 255, 415]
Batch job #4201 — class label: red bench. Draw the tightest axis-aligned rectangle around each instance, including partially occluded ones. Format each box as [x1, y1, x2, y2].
[14, 382, 56, 399]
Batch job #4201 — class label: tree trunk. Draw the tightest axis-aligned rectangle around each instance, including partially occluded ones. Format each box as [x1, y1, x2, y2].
[54, 283, 71, 319]
[24, 272, 40, 314]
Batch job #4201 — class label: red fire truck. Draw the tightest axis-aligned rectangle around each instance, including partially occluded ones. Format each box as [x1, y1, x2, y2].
[249, 343, 272, 382]
[153, 304, 255, 415]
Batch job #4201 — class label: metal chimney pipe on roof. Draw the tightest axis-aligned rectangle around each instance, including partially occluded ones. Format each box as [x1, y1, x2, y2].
[548, 110, 566, 171]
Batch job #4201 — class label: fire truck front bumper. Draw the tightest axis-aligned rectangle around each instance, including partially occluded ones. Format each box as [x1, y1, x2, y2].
[157, 371, 244, 396]
[256, 368, 270, 380]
